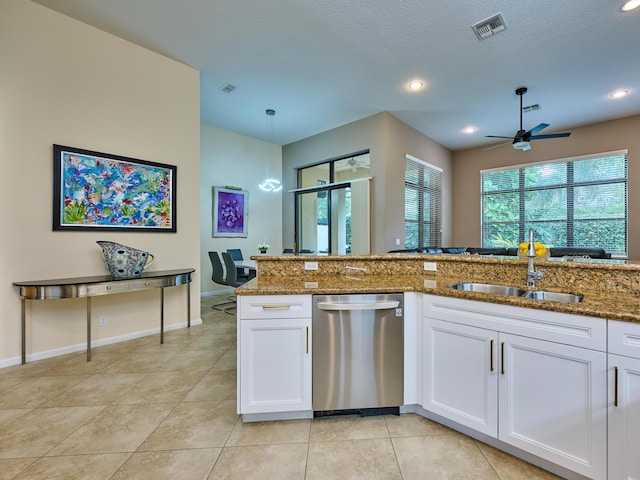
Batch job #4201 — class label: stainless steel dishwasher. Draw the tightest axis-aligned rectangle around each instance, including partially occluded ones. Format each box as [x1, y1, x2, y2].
[312, 293, 403, 415]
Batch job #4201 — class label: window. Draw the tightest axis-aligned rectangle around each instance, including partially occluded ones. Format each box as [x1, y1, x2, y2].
[294, 152, 370, 254]
[481, 151, 628, 257]
[405, 154, 442, 249]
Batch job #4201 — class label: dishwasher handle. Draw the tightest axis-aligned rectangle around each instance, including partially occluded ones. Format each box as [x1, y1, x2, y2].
[316, 301, 400, 311]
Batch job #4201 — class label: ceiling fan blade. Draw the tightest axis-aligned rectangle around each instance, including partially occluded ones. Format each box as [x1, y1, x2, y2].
[530, 132, 571, 140]
[483, 141, 511, 151]
[485, 135, 514, 139]
[526, 123, 549, 136]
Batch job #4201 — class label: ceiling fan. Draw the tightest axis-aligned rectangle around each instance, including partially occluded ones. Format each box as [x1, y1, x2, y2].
[346, 157, 369, 172]
[484, 87, 571, 152]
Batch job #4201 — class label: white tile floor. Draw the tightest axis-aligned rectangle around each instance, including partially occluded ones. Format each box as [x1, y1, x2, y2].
[0, 297, 562, 479]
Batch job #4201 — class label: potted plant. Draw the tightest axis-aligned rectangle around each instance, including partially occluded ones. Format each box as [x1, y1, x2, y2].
[258, 243, 269, 254]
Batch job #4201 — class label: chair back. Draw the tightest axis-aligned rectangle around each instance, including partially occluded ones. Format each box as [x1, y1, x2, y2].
[208, 251, 227, 285]
[227, 248, 249, 279]
[222, 251, 246, 287]
[227, 249, 243, 261]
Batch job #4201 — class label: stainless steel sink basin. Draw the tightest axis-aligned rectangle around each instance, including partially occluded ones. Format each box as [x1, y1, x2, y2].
[449, 283, 584, 303]
[522, 291, 584, 303]
[449, 283, 526, 297]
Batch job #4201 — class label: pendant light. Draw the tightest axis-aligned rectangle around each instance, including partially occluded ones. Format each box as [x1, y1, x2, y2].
[258, 109, 282, 192]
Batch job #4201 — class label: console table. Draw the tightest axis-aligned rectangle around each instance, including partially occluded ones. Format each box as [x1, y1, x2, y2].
[13, 268, 195, 364]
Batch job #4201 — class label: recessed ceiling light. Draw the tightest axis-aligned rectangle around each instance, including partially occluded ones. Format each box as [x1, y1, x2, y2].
[622, 0, 640, 11]
[610, 89, 630, 99]
[408, 81, 424, 90]
[463, 126, 478, 134]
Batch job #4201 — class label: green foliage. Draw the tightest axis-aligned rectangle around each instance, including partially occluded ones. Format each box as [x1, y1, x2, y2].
[148, 199, 170, 216]
[481, 155, 627, 254]
[120, 204, 136, 217]
[489, 232, 518, 248]
[63, 201, 88, 223]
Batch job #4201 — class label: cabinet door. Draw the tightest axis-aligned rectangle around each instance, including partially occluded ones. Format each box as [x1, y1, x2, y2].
[423, 318, 498, 437]
[239, 318, 311, 414]
[499, 334, 607, 480]
[608, 354, 640, 480]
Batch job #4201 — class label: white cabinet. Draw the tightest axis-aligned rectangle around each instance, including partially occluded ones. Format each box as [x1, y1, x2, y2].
[237, 295, 312, 418]
[499, 333, 606, 480]
[423, 295, 607, 480]
[423, 318, 497, 436]
[608, 320, 640, 480]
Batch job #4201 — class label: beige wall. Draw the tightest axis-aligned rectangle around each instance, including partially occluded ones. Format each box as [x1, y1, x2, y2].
[452, 115, 640, 258]
[282, 112, 453, 253]
[200, 124, 283, 294]
[0, 1, 201, 365]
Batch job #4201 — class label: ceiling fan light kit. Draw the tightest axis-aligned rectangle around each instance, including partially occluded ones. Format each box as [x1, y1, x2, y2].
[512, 140, 531, 151]
[484, 86, 571, 152]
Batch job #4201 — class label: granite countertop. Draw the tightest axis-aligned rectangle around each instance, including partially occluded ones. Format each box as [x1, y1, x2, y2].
[236, 273, 640, 323]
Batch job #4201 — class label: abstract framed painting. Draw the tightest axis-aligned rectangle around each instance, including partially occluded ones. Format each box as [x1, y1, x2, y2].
[213, 186, 248, 237]
[53, 144, 177, 232]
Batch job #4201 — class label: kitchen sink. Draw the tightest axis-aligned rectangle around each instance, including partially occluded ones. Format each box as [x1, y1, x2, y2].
[522, 291, 584, 303]
[449, 283, 584, 303]
[449, 283, 526, 297]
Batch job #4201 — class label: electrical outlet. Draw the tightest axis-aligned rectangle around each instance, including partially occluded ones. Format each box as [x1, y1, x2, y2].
[395, 238, 401, 246]
[99, 315, 108, 326]
[424, 262, 437, 271]
[304, 261, 318, 270]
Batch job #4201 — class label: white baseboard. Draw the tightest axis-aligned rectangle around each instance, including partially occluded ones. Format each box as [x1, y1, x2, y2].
[0, 318, 203, 369]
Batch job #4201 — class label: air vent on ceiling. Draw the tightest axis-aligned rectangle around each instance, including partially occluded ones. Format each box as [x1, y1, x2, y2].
[471, 13, 507, 40]
[523, 103, 540, 113]
[219, 83, 237, 93]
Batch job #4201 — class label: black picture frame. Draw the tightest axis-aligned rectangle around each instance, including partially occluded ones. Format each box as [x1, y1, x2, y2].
[53, 144, 177, 232]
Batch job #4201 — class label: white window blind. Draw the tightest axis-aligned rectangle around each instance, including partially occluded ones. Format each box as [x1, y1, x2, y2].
[405, 154, 442, 249]
[480, 151, 628, 256]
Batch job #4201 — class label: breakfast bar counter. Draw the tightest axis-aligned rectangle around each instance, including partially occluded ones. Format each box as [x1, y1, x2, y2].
[235, 254, 640, 323]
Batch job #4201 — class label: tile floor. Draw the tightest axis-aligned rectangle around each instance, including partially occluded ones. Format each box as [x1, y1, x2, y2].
[0, 297, 563, 479]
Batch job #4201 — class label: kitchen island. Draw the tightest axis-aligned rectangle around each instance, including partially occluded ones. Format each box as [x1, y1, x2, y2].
[235, 254, 640, 480]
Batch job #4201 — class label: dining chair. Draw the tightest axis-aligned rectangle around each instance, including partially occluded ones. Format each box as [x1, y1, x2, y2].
[221, 251, 248, 314]
[208, 251, 236, 312]
[222, 252, 247, 288]
[227, 248, 249, 280]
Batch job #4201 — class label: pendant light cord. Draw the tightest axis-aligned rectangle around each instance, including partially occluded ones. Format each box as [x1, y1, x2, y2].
[259, 109, 282, 192]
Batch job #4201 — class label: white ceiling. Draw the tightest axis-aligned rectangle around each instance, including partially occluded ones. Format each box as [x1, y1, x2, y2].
[33, 0, 640, 151]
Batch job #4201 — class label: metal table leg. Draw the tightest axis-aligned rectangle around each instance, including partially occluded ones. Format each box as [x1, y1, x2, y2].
[187, 282, 191, 328]
[160, 287, 165, 344]
[21, 298, 26, 364]
[87, 297, 92, 362]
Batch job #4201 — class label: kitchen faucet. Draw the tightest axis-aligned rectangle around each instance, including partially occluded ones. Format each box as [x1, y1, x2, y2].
[527, 228, 544, 287]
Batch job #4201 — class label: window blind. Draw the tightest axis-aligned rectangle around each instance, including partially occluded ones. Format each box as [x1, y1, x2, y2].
[481, 151, 628, 256]
[405, 154, 442, 249]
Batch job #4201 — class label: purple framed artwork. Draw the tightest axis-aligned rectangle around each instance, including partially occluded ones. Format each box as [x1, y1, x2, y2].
[53, 145, 177, 232]
[213, 186, 248, 237]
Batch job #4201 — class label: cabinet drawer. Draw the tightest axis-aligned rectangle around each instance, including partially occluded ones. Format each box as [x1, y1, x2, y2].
[239, 295, 312, 319]
[82, 281, 130, 296]
[129, 276, 178, 290]
[608, 320, 640, 358]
